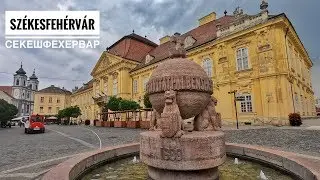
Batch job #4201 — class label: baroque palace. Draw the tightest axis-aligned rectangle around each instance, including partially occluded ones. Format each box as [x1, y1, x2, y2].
[70, 1, 316, 124]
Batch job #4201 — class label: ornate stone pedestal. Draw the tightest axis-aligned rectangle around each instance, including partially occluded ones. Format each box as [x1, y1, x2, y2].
[140, 131, 226, 180]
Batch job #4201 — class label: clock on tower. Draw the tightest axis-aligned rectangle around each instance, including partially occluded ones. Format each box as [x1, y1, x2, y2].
[14, 89, 20, 99]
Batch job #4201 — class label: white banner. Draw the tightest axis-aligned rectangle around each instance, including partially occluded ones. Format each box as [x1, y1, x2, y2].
[5, 11, 100, 36]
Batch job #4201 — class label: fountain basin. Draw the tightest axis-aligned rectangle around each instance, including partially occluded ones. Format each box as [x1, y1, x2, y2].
[140, 131, 225, 180]
[42, 143, 320, 180]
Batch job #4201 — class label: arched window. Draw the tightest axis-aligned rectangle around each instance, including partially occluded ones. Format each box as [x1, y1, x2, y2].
[16, 79, 19, 86]
[236, 47, 249, 71]
[202, 58, 213, 77]
[23, 80, 26, 86]
[104, 79, 108, 94]
[113, 78, 118, 96]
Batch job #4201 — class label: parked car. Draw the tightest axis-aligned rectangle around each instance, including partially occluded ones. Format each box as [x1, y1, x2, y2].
[25, 114, 45, 134]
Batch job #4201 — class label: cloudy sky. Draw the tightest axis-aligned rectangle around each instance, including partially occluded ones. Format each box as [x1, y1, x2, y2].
[0, 0, 319, 97]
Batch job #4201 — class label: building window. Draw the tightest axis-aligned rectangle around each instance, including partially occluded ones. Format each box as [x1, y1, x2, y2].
[48, 107, 52, 113]
[56, 107, 60, 113]
[104, 79, 108, 94]
[143, 77, 149, 92]
[16, 79, 19, 86]
[236, 48, 249, 71]
[57, 98, 60, 103]
[49, 97, 52, 103]
[26, 92, 29, 99]
[26, 105, 29, 113]
[40, 107, 43, 113]
[202, 58, 213, 77]
[36, 85, 38, 90]
[239, 94, 253, 112]
[95, 81, 100, 96]
[133, 79, 138, 93]
[23, 80, 26, 86]
[40, 97, 44, 103]
[113, 78, 118, 95]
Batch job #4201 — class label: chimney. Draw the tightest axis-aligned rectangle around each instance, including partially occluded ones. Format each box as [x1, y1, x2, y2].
[159, 35, 171, 45]
[198, 12, 216, 26]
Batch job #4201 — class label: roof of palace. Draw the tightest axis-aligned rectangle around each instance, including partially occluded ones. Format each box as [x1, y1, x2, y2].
[107, 33, 158, 63]
[130, 13, 286, 72]
[73, 79, 94, 94]
[38, 85, 72, 95]
[130, 15, 235, 72]
[0, 86, 13, 96]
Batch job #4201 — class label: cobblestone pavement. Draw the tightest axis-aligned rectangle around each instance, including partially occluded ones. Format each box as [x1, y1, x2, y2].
[0, 122, 320, 180]
[0, 125, 145, 180]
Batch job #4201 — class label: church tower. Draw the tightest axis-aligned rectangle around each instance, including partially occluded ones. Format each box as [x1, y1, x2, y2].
[12, 63, 38, 116]
[28, 69, 39, 91]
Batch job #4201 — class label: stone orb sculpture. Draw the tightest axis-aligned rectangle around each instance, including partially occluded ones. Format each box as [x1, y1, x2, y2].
[146, 57, 213, 120]
[141, 34, 225, 180]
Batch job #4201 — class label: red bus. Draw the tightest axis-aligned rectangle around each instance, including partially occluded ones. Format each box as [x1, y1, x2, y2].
[24, 114, 45, 134]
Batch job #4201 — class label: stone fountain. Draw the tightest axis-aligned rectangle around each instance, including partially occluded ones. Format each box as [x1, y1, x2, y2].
[140, 34, 226, 180]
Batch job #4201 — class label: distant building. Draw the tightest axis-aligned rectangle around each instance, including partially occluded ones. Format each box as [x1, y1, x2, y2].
[0, 63, 39, 116]
[70, 80, 95, 121]
[0, 90, 16, 105]
[33, 85, 72, 115]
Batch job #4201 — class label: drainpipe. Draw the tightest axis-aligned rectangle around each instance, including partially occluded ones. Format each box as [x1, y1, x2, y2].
[285, 27, 295, 113]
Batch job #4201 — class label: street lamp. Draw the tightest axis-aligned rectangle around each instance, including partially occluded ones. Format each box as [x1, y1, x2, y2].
[228, 90, 239, 129]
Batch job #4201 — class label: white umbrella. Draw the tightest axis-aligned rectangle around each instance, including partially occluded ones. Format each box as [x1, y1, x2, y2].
[46, 116, 57, 120]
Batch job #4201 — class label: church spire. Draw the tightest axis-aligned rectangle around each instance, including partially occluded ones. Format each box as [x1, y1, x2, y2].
[29, 68, 38, 80]
[260, 0, 269, 13]
[15, 62, 26, 75]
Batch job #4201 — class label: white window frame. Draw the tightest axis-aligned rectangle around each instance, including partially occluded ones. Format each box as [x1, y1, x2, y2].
[236, 47, 249, 71]
[202, 58, 213, 77]
[104, 79, 108, 94]
[113, 78, 118, 96]
[95, 82, 100, 96]
[133, 79, 138, 93]
[239, 94, 253, 113]
[143, 77, 149, 92]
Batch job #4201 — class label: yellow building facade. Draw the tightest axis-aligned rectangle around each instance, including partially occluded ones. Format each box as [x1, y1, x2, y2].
[70, 80, 96, 121]
[71, 3, 316, 124]
[33, 85, 71, 115]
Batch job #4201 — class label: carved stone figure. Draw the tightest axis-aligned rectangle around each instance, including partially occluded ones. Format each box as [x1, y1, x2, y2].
[159, 90, 183, 138]
[194, 97, 221, 131]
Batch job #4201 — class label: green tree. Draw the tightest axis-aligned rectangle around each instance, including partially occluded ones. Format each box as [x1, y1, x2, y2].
[57, 106, 81, 124]
[119, 99, 140, 111]
[106, 96, 121, 111]
[0, 99, 18, 124]
[105, 96, 140, 111]
[143, 94, 152, 108]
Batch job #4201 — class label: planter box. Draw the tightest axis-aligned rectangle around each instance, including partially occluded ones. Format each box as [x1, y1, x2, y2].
[95, 121, 102, 127]
[104, 121, 110, 127]
[126, 121, 140, 128]
[140, 121, 150, 129]
[114, 121, 127, 128]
